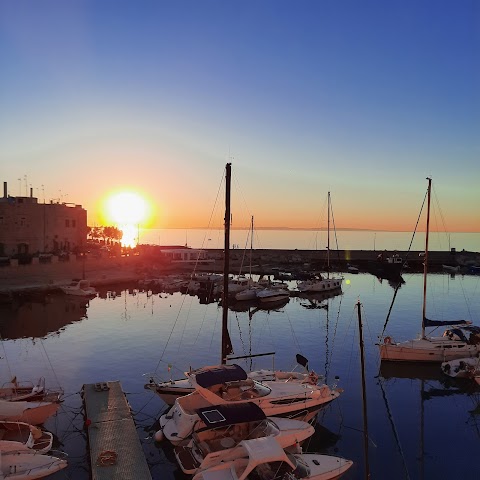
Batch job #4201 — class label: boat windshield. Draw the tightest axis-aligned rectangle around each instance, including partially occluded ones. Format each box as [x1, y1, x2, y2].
[285, 452, 310, 478]
[250, 461, 292, 480]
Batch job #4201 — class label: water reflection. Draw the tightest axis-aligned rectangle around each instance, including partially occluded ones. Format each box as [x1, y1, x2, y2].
[297, 290, 341, 309]
[0, 295, 90, 339]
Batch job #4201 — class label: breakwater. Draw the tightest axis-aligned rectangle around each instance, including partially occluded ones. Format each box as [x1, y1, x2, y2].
[0, 249, 478, 299]
[201, 248, 479, 275]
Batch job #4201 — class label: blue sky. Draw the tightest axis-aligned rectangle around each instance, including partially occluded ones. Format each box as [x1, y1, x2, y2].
[1, 1, 478, 232]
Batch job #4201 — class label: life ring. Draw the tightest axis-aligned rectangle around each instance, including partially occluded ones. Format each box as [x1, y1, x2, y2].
[384, 336, 392, 345]
[97, 450, 118, 466]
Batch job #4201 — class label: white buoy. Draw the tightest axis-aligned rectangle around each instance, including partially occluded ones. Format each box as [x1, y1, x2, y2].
[154, 430, 164, 442]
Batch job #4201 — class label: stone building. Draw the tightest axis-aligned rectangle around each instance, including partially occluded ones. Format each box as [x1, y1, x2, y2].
[0, 182, 87, 256]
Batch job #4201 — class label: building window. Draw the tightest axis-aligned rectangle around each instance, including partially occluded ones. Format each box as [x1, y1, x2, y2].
[65, 219, 70, 227]
[72, 220, 76, 228]
[20, 217, 26, 226]
[0, 216, 4, 225]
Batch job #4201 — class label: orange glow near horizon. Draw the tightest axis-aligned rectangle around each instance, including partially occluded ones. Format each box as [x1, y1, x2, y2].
[101, 191, 152, 247]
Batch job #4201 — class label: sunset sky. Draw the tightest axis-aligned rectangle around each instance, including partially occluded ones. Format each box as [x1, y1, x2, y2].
[1, 1, 479, 233]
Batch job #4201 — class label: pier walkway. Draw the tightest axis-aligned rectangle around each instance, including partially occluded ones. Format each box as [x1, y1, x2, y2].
[82, 380, 151, 480]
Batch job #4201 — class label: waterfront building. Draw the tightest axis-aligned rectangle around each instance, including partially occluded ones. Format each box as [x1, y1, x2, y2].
[159, 246, 214, 265]
[0, 182, 87, 257]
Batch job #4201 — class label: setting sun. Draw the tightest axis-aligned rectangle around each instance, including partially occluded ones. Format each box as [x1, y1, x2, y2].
[104, 192, 150, 248]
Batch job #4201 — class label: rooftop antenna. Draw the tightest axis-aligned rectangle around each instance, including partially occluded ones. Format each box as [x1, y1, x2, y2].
[18, 178, 21, 195]
[41, 185, 45, 204]
[24, 175, 27, 196]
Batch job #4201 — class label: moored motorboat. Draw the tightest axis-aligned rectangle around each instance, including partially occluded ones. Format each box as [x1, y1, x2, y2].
[173, 402, 314, 475]
[441, 355, 480, 379]
[158, 364, 341, 445]
[145, 354, 321, 406]
[60, 279, 96, 297]
[191, 436, 353, 480]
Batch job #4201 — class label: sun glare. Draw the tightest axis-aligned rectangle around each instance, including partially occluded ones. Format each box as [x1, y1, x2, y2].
[105, 192, 149, 248]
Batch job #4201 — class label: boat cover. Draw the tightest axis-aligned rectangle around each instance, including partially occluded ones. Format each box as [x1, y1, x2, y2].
[241, 436, 287, 463]
[195, 364, 247, 388]
[197, 402, 265, 428]
[423, 317, 471, 328]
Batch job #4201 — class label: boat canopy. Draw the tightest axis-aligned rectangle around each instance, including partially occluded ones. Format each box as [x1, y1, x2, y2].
[423, 317, 472, 328]
[195, 364, 248, 388]
[197, 402, 265, 428]
[242, 436, 288, 464]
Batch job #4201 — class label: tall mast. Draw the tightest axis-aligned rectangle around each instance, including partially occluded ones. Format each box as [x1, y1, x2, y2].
[421, 177, 432, 339]
[356, 300, 370, 480]
[249, 216, 253, 279]
[221, 163, 232, 364]
[327, 192, 331, 277]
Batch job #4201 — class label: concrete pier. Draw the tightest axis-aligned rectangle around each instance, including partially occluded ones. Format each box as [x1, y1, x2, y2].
[82, 381, 151, 480]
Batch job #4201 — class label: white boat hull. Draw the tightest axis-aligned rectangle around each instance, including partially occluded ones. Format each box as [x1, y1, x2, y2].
[379, 337, 480, 363]
[0, 451, 67, 480]
[160, 383, 341, 445]
[174, 416, 314, 475]
[257, 292, 290, 303]
[0, 400, 60, 426]
[191, 436, 353, 480]
[441, 357, 480, 378]
[297, 277, 343, 293]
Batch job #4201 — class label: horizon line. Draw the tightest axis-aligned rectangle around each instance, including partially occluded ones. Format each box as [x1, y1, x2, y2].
[132, 226, 479, 234]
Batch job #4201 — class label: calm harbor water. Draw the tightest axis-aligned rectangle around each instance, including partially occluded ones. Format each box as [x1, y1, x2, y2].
[140, 228, 480, 253]
[1, 272, 479, 479]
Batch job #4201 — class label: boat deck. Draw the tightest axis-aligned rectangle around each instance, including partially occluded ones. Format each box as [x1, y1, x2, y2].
[82, 381, 152, 480]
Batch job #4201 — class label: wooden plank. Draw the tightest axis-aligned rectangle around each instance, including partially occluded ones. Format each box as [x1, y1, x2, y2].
[83, 381, 152, 480]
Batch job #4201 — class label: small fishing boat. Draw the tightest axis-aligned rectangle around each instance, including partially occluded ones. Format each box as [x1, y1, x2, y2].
[60, 279, 96, 297]
[0, 421, 53, 454]
[0, 377, 62, 403]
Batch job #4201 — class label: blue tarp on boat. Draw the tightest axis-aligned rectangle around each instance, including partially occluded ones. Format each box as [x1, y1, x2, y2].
[195, 364, 248, 388]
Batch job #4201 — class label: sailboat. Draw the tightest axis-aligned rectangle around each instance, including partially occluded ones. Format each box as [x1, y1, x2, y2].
[297, 192, 343, 294]
[234, 216, 261, 301]
[378, 178, 480, 362]
[155, 165, 342, 444]
[145, 164, 334, 404]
